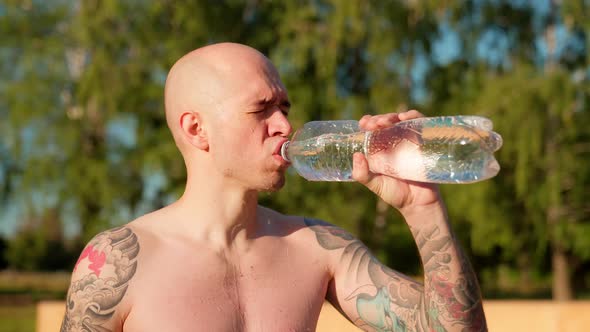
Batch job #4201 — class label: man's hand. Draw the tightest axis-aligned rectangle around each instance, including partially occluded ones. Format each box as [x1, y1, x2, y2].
[351, 111, 442, 215]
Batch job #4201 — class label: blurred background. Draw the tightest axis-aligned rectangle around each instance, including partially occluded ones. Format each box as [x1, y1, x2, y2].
[1, 0, 590, 330]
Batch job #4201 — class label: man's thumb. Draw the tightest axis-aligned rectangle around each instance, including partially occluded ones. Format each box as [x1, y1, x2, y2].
[352, 153, 371, 184]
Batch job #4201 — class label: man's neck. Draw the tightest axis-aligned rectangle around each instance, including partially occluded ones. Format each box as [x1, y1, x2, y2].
[170, 179, 261, 251]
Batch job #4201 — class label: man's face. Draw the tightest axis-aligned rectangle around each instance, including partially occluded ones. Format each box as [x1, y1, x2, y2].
[207, 59, 292, 192]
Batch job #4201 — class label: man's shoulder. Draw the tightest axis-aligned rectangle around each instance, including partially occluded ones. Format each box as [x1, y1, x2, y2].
[122, 207, 175, 240]
[64, 225, 139, 332]
[74, 212, 161, 268]
[257, 206, 355, 243]
[86, 225, 140, 248]
[74, 226, 141, 275]
[265, 211, 363, 254]
[257, 205, 328, 231]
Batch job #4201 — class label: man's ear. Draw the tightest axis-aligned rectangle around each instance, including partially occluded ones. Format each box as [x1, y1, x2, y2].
[179, 111, 209, 150]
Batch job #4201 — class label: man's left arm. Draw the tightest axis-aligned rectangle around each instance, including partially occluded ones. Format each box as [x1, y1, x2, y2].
[318, 111, 487, 331]
[313, 202, 486, 331]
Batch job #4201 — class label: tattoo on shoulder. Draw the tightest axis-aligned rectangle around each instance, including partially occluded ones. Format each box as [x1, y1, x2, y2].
[61, 226, 140, 332]
[303, 217, 358, 249]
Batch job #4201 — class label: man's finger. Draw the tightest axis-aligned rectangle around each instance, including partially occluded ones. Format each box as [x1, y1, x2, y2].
[398, 110, 424, 121]
[359, 113, 401, 131]
[352, 153, 385, 197]
[351, 153, 371, 184]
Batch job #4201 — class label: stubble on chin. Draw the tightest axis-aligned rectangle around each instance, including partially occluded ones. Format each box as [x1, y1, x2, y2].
[259, 173, 286, 193]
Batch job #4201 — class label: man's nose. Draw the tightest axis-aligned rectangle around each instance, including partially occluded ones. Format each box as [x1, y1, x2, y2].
[268, 109, 292, 137]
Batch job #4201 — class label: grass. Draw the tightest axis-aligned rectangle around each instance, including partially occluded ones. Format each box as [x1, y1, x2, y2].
[0, 270, 69, 332]
[0, 305, 36, 332]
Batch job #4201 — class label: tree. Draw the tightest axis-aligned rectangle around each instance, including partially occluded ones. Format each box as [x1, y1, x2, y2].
[0, 0, 286, 242]
[5, 207, 73, 271]
[423, 1, 590, 299]
[2, 0, 589, 300]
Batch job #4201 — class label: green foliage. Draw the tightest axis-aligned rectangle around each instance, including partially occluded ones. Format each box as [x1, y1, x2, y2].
[1, 0, 287, 242]
[424, 2, 590, 298]
[1, 0, 589, 299]
[437, 63, 590, 262]
[4, 209, 77, 271]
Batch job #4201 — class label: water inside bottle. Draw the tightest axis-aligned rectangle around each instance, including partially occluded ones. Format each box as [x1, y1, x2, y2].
[284, 116, 503, 183]
[366, 120, 502, 183]
[286, 132, 366, 181]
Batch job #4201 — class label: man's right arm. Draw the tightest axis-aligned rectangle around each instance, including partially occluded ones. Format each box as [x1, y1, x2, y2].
[61, 226, 140, 332]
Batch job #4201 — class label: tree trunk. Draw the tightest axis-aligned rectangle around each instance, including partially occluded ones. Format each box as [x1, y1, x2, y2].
[552, 246, 573, 300]
[545, 98, 572, 300]
[544, 2, 573, 301]
[546, 113, 573, 301]
[517, 253, 533, 295]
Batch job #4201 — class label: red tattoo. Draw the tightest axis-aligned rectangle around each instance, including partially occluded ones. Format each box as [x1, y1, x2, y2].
[74, 245, 106, 276]
[431, 274, 467, 320]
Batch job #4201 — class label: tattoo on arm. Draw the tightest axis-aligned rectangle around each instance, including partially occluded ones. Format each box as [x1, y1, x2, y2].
[60, 227, 140, 332]
[305, 218, 425, 331]
[415, 225, 486, 332]
[305, 218, 486, 332]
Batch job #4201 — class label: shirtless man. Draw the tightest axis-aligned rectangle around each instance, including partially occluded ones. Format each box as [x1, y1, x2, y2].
[61, 42, 487, 332]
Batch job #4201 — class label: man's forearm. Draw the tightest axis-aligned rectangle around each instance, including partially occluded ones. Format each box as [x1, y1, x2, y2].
[402, 201, 487, 332]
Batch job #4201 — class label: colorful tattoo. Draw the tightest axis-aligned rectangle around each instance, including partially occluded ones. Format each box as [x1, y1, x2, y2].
[417, 224, 486, 331]
[60, 227, 140, 332]
[305, 218, 486, 332]
[74, 245, 107, 277]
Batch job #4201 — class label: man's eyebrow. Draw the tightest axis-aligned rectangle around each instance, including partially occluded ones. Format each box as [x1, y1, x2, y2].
[256, 97, 291, 108]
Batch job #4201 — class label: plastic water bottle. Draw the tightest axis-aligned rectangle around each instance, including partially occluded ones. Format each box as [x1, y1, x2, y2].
[280, 116, 503, 184]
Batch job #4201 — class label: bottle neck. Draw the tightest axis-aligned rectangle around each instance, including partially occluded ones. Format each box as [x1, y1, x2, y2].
[280, 141, 290, 162]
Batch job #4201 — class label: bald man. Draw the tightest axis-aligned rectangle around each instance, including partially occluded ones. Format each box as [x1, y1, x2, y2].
[61, 43, 487, 332]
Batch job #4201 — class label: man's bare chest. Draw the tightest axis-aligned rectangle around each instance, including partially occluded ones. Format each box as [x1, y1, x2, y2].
[122, 243, 330, 331]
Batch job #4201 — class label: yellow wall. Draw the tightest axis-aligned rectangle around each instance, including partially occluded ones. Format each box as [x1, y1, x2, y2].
[39, 300, 590, 332]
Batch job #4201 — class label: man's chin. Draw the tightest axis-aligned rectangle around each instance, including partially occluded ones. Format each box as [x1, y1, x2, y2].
[258, 175, 286, 193]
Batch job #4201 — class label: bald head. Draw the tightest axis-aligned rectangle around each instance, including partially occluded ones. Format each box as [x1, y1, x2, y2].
[163, 43, 292, 191]
[164, 43, 277, 144]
